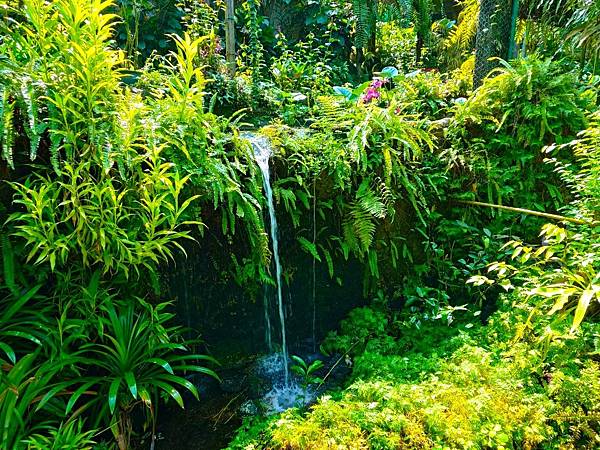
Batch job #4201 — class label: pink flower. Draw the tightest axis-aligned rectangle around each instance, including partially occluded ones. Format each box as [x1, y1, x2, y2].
[362, 78, 387, 103]
[363, 80, 387, 103]
[363, 87, 381, 103]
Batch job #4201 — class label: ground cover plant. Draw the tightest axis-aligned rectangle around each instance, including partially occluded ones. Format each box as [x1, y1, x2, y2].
[1, 0, 599, 449]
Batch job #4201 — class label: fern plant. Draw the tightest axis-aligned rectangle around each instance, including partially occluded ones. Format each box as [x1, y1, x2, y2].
[444, 0, 480, 68]
[469, 113, 600, 334]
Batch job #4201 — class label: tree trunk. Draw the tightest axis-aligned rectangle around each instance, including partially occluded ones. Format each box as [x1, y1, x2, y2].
[416, 34, 424, 65]
[225, 0, 236, 76]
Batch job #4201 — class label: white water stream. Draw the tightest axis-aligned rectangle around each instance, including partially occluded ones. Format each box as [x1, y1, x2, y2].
[245, 133, 289, 385]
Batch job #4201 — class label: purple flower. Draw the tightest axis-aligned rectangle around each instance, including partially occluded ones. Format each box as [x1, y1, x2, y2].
[362, 78, 387, 103]
[363, 87, 381, 103]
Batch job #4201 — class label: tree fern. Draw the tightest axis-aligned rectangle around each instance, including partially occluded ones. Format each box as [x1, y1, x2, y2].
[352, 0, 378, 48]
[380, 0, 413, 24]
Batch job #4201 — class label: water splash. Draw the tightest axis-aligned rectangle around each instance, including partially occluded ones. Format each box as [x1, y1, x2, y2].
[263, 384, 314, 413]
[244, 133, 289, 385]
[254, 354, 315, 413]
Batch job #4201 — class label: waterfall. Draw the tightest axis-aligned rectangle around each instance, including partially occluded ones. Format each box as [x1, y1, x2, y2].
[263, 284, 272, 352]
[244, 133, 289, 385]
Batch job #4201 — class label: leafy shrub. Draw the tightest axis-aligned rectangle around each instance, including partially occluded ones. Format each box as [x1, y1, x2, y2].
[377, 22, 417, 73]
[322, 306, 388, 354]
[271, 343, 556, 450]
[447, 57, 595, 217]
[24, 419, 96, 450]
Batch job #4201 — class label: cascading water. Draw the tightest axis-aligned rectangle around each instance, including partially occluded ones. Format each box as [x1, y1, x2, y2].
[244, 133, 289, 385]
[262, 285, 272, 352]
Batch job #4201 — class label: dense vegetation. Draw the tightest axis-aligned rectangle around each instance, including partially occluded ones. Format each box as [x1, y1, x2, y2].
[0, 0, 599, 449]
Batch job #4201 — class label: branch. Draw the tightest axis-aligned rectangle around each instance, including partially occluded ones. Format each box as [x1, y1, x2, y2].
[455, 199, 593, 225]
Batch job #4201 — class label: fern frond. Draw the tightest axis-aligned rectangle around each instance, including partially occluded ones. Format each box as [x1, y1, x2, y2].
[343, 201, 377, 254]
[357, 183, 388, 219]
[380, 0, 413, 24]
[19, 77, 45, 161]
[445, 0, 480, 59]
[319, 245, 335, 278]
[352, 0, 378, 48]
[297, 236, 321, 262]
[312, 96, 354, 130]
[2, 96, 15, 169]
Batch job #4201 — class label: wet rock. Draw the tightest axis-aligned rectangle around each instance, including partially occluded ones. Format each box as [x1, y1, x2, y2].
[239, 400, 259, 416]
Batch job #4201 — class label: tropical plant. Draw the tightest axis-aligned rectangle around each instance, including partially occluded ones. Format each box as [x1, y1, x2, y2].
[0, 352, 81, 450]
[290, 355, 324, 391]
[113, 0, 184, 64]
[447, 57, 593, 218]
[24, 419, 97, 450]
[68, 299, 219, 450]
[0, 285, 50, 364]
[351, 0, 439, 63]
[531, 0, 600, 67]
[469, 112, 600, 334]
[444, 0, 479, 67]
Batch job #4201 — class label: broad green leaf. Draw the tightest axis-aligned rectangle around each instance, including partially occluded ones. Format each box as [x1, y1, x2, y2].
[571, 289, 594, 332]
[108, 377, 121, 414]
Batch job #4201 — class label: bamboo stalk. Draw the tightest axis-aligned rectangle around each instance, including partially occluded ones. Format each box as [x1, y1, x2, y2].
[456, 200, 593, 225]
[225, 0, 236, 77]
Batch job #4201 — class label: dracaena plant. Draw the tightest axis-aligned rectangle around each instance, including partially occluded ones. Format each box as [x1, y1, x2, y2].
[7, 143, 199, 278]
[0, 351, 84, 450]
[64, 298, 219, 450]
[0, 285, 50, 364]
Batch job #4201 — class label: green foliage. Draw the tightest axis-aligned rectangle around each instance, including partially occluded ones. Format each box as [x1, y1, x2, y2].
[3, 1, 600, 449]
[0, 286, 49, 364]
[351, 0, 379, 48]
[377, 22, 417, 72]
[447, 57, 595, 219]
[225, 416, 277, 450]
[467, 113, 600, 335]
[453, 57, 592, 148]
[0, 1, 228, 448]
[444, 0, 479, 68]
[25, 420, 97, 450]
[290, 356, 324, 390]
[233, 300, 600, 449]
[74, 298, 219, 448]
[0, 350, 86, 450]
[8, 150, 197, 277]
[323, 306, 388, 354]
[113, 0, 184, 64]
[533, 0, 600, 67]
[272, 345, 557, 449]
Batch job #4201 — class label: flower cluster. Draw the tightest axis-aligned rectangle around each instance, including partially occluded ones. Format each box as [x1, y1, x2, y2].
[362, 79, 387, 104]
